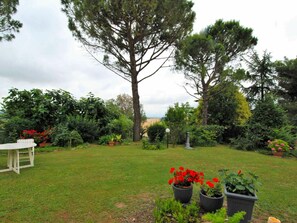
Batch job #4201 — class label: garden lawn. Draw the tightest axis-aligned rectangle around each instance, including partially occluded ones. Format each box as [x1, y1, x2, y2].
[0, 144, 296, 222]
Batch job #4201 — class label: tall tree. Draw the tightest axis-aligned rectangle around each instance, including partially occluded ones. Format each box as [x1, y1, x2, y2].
[61, 0, 195, 141]
[244, 51, 276, 103]
[275, 57, 297, 101]
[275, 57, 297, 124]
[174, 20, 257, 125]
[0, 0, 22, 41]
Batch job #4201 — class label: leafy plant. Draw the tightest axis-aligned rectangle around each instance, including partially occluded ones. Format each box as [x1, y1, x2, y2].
[69, 130, 84, 147]
[114, 134, 122, 143]
[190, 126, 217, 146]
[271, 125, 297, 148]
[201, 177, 223, 197]
[202, 208, 245, 223]
[51, 124, 84, 147]
[219, 169, 260, 196]
[268, 139, 291, 152]
[154, 198, 199, 223]
[142, 139, 164, 150]
[168, 166, 204, 187]
[98, 135, 111, 145]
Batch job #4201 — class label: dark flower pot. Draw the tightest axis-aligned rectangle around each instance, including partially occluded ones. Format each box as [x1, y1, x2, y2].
[225, 188, 258, 223]
[172, 184, 193, 203]
[199, 190, 224, 212]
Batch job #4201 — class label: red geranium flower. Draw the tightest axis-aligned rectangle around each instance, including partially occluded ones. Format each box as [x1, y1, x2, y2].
[206, 181, 214, 188]
[168, 167, 204, 187]
[213, 177, 219, 183]
[201, 176, 223, 197]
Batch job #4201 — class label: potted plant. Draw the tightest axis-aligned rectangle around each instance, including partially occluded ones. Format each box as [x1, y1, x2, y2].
[108, 135, 115, 146]
[168, 166, 204, 203]
[219, 169, 260, 223]
[268, 139, 291, 157]
[114, 134, 122, 145]
[200, 177, 224, 212]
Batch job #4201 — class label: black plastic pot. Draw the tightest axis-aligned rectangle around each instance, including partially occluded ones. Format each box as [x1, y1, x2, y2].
[172, 184, 193, 203]
[225, 188, 258, 223]
[199, 190, 224, 212]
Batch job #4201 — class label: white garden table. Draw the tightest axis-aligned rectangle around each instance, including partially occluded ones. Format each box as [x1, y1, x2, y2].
[0, 141, 36, 174]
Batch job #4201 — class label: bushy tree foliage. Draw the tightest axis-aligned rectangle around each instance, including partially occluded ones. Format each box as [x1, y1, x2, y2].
[0, 0, 22, 41]
[249, 96, 287, 129]
[275, 57, 297, 125]
[0, 88, 113, 142]
[275, 57, 297, 101]
[61, 0, 195, 141]
[244, 51, 276, 103]
[175, 20, 257, 125]
[232, 96, 287, 150]
[2, 88, 77, 130]
[200, 83, 251, 126]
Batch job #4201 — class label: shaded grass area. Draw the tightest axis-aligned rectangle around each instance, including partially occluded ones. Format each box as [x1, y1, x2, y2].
[0, 144, 296, 222]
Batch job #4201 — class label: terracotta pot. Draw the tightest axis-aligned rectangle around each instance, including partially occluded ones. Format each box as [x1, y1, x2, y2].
[273, 151, 283, 157]
[108, 141, 115, 146]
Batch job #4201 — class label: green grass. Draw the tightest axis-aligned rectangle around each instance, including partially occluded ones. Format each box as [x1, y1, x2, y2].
[0, 144, 296, 222]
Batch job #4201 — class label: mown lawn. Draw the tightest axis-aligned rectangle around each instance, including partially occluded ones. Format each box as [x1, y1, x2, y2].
[0, 144, 296, 222]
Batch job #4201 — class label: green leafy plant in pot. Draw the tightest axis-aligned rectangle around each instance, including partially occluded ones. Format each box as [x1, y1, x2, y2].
[219, 169, 260, 223]
[200, 177, 224, 212]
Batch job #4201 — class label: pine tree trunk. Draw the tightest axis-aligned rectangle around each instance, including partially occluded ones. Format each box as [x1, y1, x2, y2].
[202, 91, 208, 126]
[131, 75, 141, 141]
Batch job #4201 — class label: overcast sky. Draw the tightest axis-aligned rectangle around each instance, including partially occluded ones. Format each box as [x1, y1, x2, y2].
[0, 0, 296, 117]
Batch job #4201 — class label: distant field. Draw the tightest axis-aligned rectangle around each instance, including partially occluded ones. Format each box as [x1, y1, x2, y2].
[0, 144, 296, 222]
[142, 118, 161, 128]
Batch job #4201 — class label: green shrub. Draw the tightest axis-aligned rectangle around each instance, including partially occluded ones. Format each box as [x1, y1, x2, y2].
[190, 125, 224, 147]
[142, 139, 164, 150]
[231, 97, 289, 151]
[52, 125, 71, 147]
[147, 123, 166, 142]
[231, 123, 273, 150]
[250, 97, 287, 128]
[271, 125, 297, 148]
[52, 126, 83, 147]
[154, 198, 199, 223]
[69, 130, 84, 147]
[3, 116, 34, 143]
[202, 208, 245, 223]
[202, 125, 225, 143]
[67, 115, 99, 143]
[106, 115, 133, 139]
[98, 135, 110, 145]
[222, 125, 245, 143]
